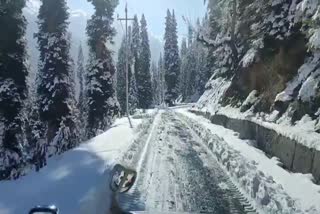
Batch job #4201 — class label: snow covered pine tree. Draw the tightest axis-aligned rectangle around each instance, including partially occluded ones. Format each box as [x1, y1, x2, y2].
[0, 0, 29, 179]
[128, 26, 138, 114]
[151, 62, 160, 105]
[117, 37, 127, 115]
[86, 0, 119, 138]
[36, 0, 78, 155]
[137, 14, 153, 109]
[158, 54, 166, 104]
[179, 38, 188, 99]
[129, 71, 138, 114]
[181, 22, 208, 102]
[77, 44, 86, 121]
[132, 15, 141, 91]
[164, 10, 180, 106]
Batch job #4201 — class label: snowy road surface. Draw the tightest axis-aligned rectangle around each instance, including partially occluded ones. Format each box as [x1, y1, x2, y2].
[119, 111, 254, 213]
[1, 108, 319, 214]
[0, 116, 146, 214]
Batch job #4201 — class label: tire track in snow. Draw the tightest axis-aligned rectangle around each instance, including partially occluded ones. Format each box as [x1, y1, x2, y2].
[175, 111, 257, 214]
[120, 110, 255, 213]
[119, 111, 163, 211]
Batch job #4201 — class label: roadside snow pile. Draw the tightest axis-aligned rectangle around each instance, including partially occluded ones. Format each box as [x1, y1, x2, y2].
[195, 79, 320, 150]
[0, 113, 157, 214]
[178, 110, 320, 214]
[219, 105, 320, 150]
[294, 115, 317, 132]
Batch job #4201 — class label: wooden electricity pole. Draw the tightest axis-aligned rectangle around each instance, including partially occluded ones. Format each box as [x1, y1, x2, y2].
[118, 3, 134, 128]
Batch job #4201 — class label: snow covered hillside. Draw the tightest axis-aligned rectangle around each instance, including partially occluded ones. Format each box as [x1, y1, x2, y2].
[197, 0, 320, 133]
[196, 0, 320, 179]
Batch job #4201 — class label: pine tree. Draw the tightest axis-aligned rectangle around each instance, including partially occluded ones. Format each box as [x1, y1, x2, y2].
[180, 38, 188, 99]
[77, 44, 85, 112]
[185, 43, 197, 100]
[181, 38, 188, 57]
[128, 26, 138, 113]
[194, 20, 208, 96]
[164, 10, 180, 106]
[158, 54, 165, 104]
[179, 19, 208, 102]
[116, 37, 127, 115]
[132, 15, 140, 82]
[127, 26, 133, 88]
[0, 0, 28, 179]
[25, 86, 47, 172]
[129, 70, 138, 114]
[188, 25, 194, 47]
[86, 0, 119, 138]
[137, 14, 153, 109]
[205, 0, 224, 79]
[75, 43, 86, 140]
[151, 62, 159, 105]
[36, 0, 77, 155]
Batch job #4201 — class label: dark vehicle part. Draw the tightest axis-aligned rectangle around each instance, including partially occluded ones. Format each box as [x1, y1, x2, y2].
[110, 164, 137, 193]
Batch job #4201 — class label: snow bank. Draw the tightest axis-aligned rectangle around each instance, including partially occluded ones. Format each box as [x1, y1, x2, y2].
[216, 105, 320, 151]
[196, 75, 320, 151]
[178, 110, 320, 214]
[0, 116, 147, 214]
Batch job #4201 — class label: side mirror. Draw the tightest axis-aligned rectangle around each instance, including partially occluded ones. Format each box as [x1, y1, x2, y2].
[110, 164, 137, 193]
[29, 205, 58, 214]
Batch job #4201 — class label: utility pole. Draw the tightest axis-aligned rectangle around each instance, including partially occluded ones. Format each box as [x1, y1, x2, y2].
[118, 3, 134, 128]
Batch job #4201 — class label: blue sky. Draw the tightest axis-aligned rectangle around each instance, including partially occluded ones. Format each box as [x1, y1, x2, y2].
[67, 0, 206, 41]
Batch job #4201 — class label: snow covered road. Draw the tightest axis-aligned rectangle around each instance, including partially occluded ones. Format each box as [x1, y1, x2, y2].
[119, 110, 254, 213]
[1, 108, 319, 214]
[0, 116, 148, 214]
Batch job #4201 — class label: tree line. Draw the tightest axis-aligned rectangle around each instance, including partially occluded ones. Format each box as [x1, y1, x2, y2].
[117, 9, 210, 110]
[0, 0, 119, 180]
[0, 0, 211, 180]
[116, 14, 153, 114]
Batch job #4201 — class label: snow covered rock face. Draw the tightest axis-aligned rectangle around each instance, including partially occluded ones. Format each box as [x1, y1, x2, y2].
[223, 34, 307, 113]
[200, 0, 320, 128]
